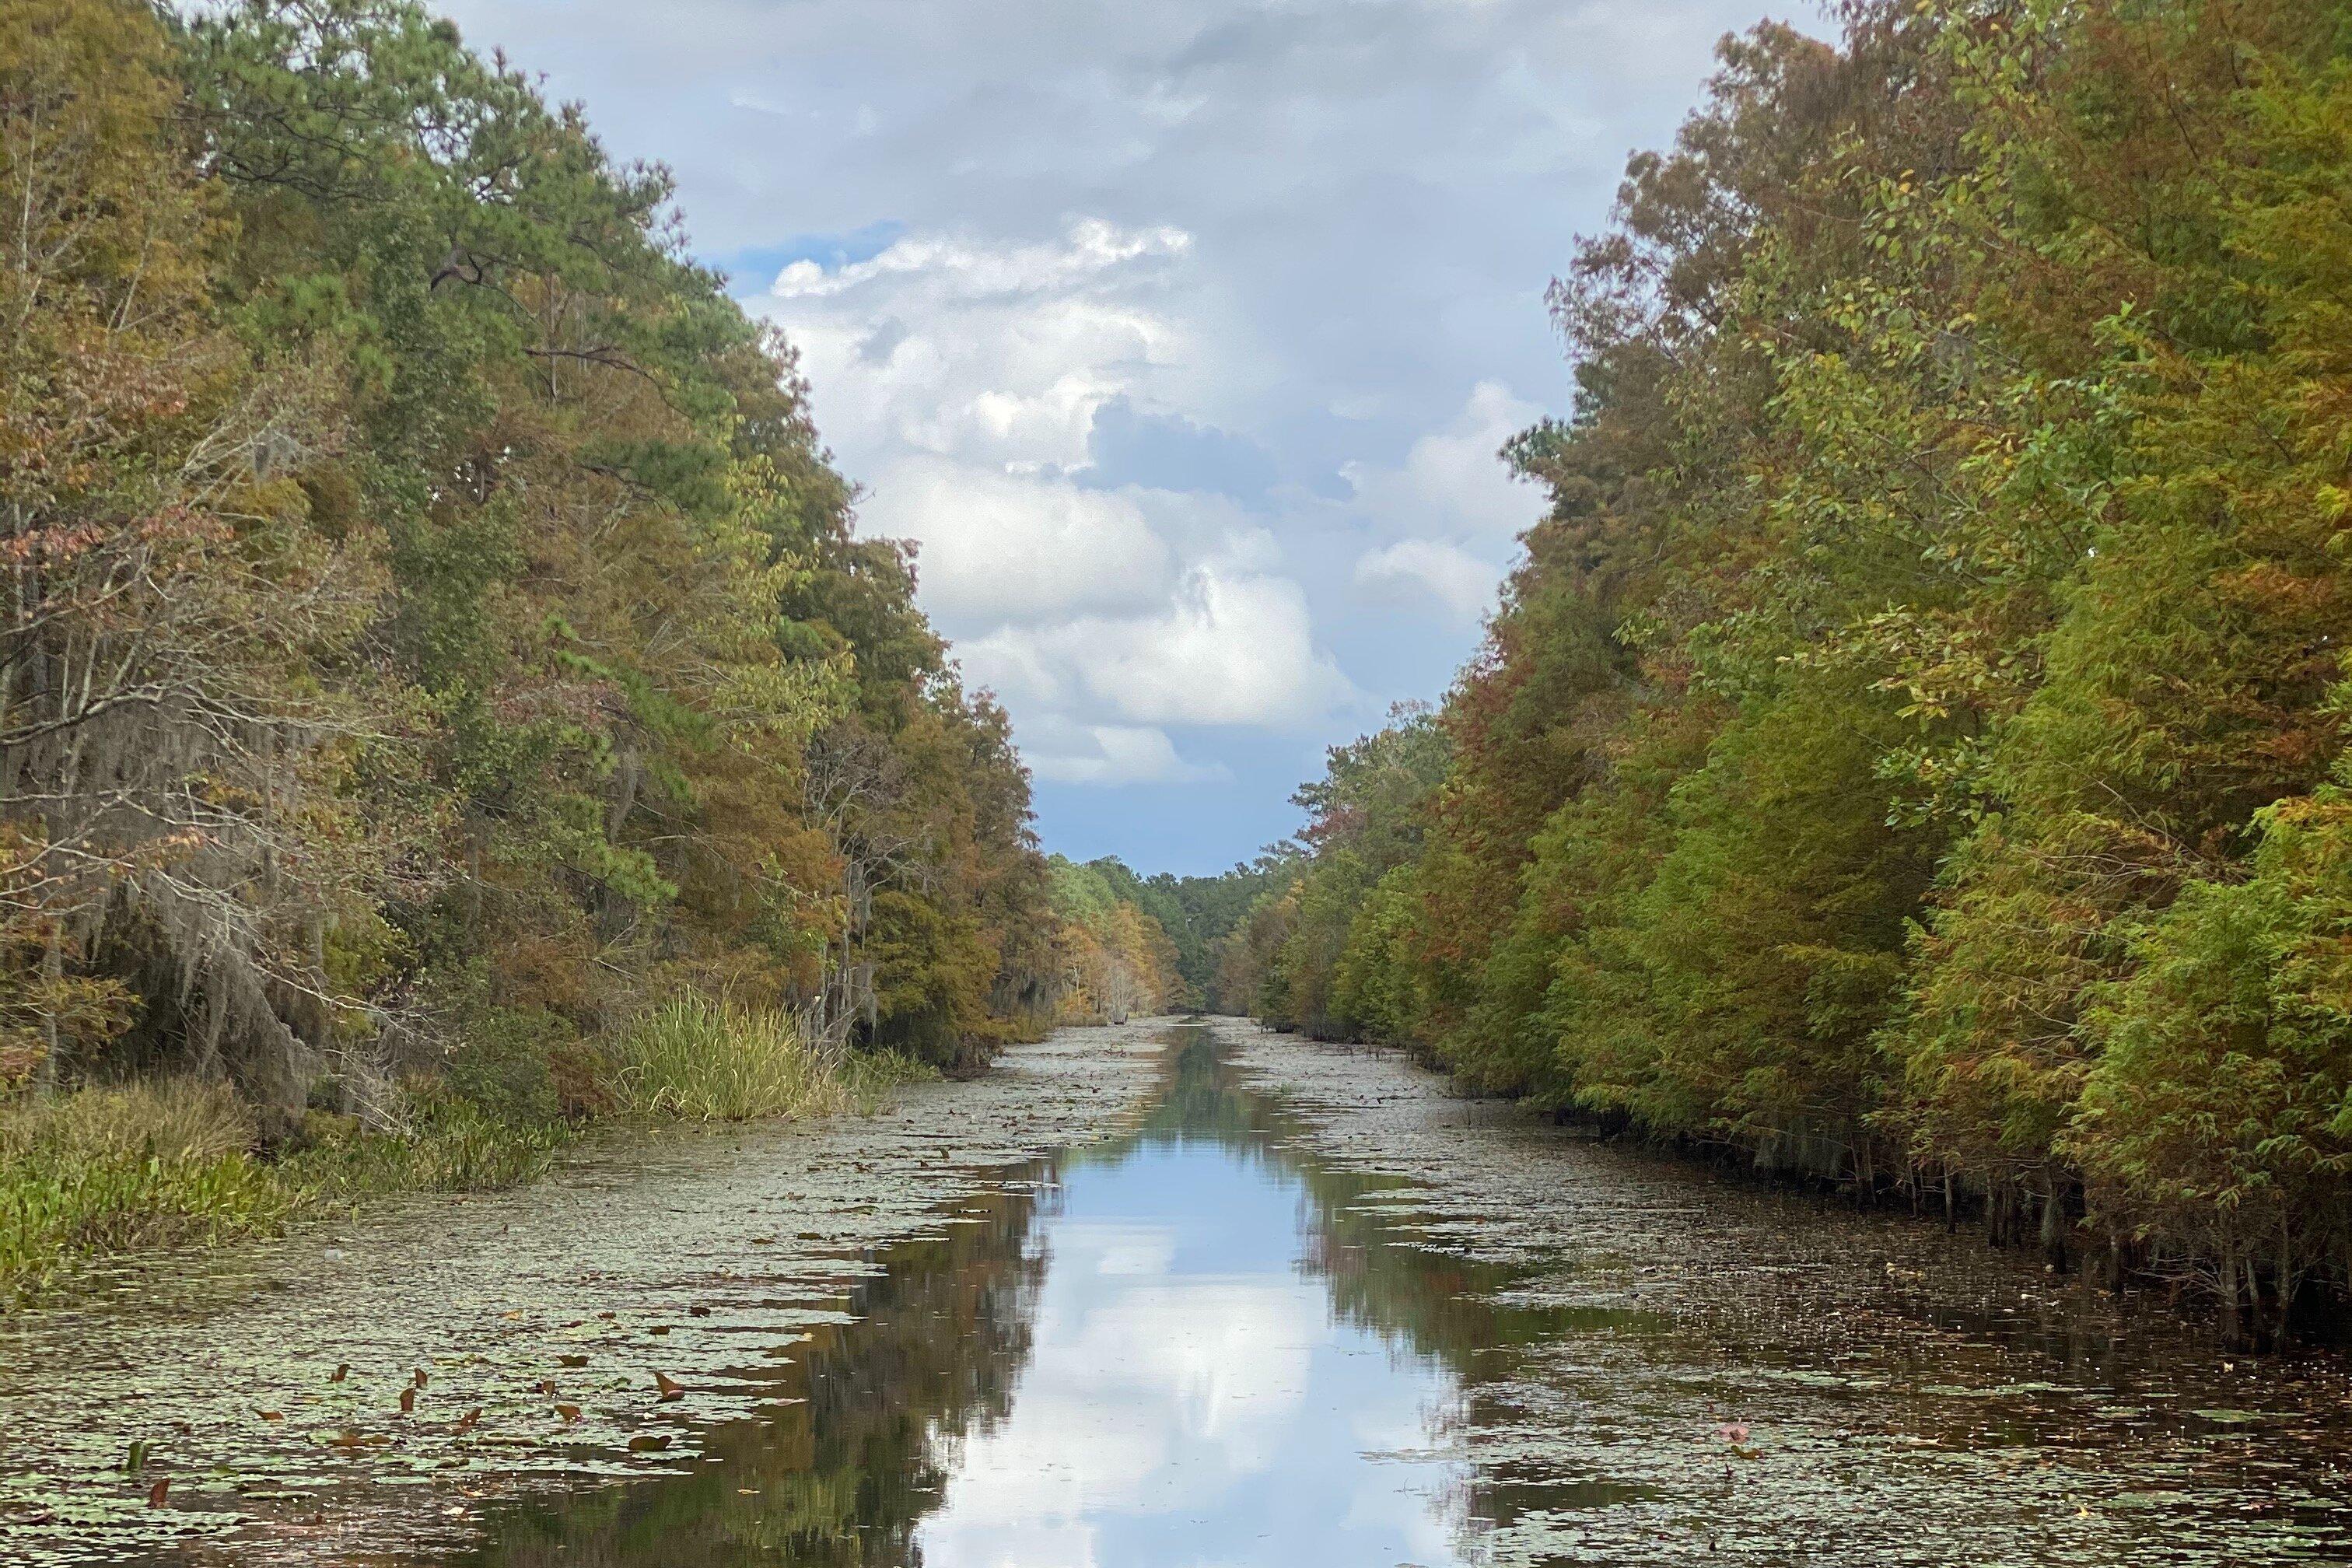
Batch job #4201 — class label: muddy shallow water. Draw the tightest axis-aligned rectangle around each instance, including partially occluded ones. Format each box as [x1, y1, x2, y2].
[7, 1017, 2352, 1565]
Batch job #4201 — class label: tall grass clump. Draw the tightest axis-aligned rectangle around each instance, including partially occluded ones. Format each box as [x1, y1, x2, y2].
[289, 1090, 573, 1200]
[0, 1001, 927, 1307]
[842, 1047, 938, 1103]
[609, 999, 842, 1122]
[608, 999, 929, 1122]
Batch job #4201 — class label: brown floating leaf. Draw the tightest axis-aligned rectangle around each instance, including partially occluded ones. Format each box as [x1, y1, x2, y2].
[328, 1429, 367, 1450]
[147, 1478, 170, 1509]
[256, 1409, 284, 1423]
[330, 1364, 348, 1384]
[688, 1306, 712, 1318]
[653, 1371, 684, 1403]
[648, 1325, 670, 1336]
[554, 1404, 581, 1424]
[453, 1409, 481, 1434]
[397, 1387, 416, 1415]
[537, 1380, 559, 1398]
[558, 1354, 589, 1368]
[413, 1368, 429, 1389]
[596, 1311, 616, 1321]
[626, 1435, 670, 1452]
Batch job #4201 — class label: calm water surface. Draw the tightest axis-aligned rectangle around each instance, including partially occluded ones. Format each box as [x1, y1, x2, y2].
[22, 1017, 2345, 1566]
[411, 1023, 2352, 1568]
[449, 1027, 1508, 1566]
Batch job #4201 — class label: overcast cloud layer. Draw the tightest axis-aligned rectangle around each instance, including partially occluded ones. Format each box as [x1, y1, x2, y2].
[439, 0, 1815, 874]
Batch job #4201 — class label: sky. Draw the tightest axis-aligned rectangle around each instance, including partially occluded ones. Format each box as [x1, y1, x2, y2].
[436, 0, 1822, 876]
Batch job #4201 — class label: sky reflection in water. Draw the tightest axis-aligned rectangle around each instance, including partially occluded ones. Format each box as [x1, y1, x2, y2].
[913, 1127, 1472, 1566]
[429, 1024, 2352, 1568]
[443, 1027, 1489, 1568]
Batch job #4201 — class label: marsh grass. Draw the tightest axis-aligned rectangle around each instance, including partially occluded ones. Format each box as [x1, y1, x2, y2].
[1, 1003, 928, 1308]
[290, 1091, 573, 1200]
[607, 999, 934, 1122]
[0, 1083, 293, 1304]
[0, 1080, 572, 1310]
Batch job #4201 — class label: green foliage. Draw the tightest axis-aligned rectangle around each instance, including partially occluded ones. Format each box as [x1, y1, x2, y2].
[1047, 853, 1276, 998]
[0, 0, 1061, 1286]
[1216, 0, 2352, 1341]
[2067, 744, 2352, 1340]
[1209, 709, 1447, 1038]
[0, 1076, 567, 1307]
[1043, 855, 1183, 1023]
[0, 1080, 282, 1299]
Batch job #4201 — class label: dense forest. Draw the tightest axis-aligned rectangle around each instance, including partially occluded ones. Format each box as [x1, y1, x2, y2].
[1216, 0, 2352, 1346]
[0, 0, 1197, 1292]
[1052, 852, 1287, 1007]
[11, 0, 2347, 1358]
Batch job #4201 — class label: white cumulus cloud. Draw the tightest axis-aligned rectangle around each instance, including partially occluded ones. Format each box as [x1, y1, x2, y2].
[1024, 723, 1229, 787]
[772, 218, 1192, 302]
[963, 566, 1356, 730]
[1342, 379, 1545, 543]
[860, 456, 1174, 625]
[761, 219, 1199, 474]
[1353, 537, 1498, 621]
[751, 219, 1355, 784]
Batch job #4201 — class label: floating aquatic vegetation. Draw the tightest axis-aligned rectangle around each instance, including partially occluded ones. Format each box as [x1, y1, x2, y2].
[1217, 1020, 2352, 1566]
[12, 1019, 2352, 1567]
[0, 1024, 1173, 1566]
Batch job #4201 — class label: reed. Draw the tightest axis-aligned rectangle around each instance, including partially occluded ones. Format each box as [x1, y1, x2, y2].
[607, 998, 927, 1122]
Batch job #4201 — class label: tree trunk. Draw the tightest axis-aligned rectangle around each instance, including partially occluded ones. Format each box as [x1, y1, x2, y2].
[2039, 1173, 2068, 1272]
[34, 924, 63, 1096]
[2217, 1230, 2243, 1349]
[2273, 1216, 2295, 1348]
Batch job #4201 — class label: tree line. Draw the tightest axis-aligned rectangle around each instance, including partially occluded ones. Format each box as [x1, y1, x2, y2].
[1213, 0, 2352, 1347]
[0, 0, 1190, 1155]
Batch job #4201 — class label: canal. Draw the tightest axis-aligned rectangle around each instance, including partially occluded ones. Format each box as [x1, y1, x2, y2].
[8, 1019, 2352, 1566]
[436, 1023, 2352, 1566]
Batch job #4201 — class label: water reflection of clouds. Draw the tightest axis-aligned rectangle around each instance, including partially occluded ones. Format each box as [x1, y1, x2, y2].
[914, 1139, 1472, 1567]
